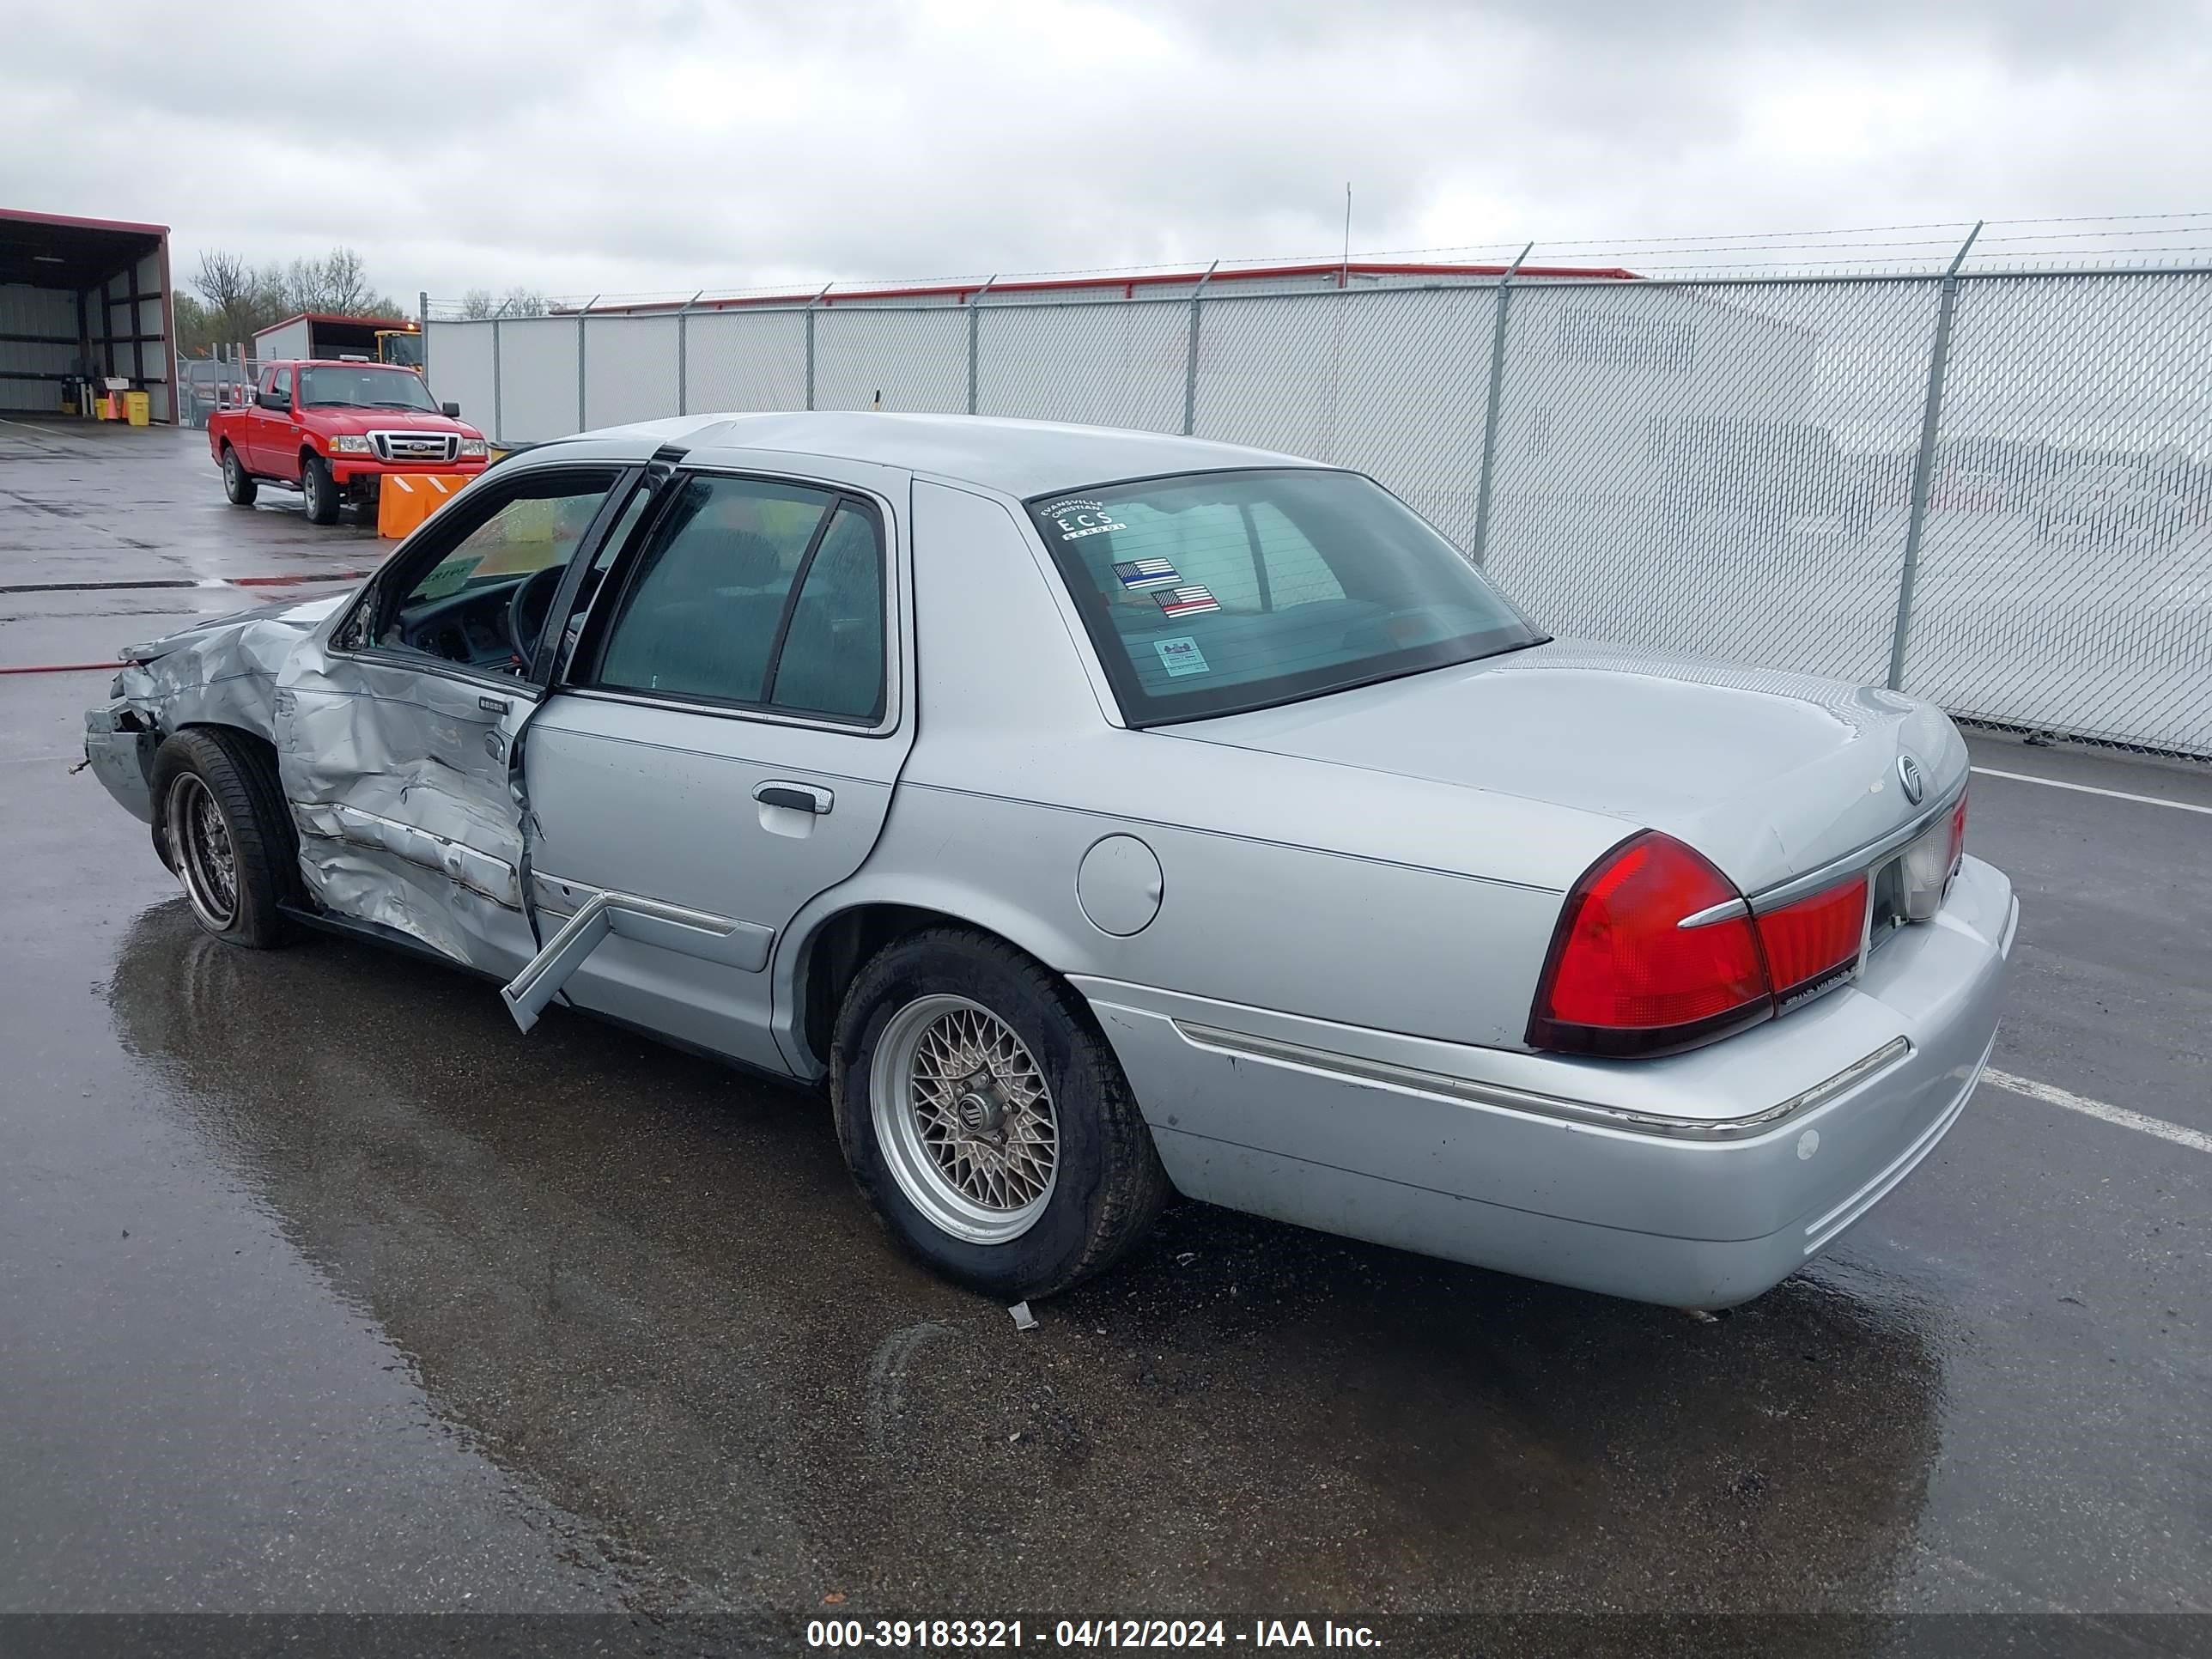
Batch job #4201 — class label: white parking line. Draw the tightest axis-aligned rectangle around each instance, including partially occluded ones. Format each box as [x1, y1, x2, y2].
[1971, 766, 2212, 816]
[1983, 1069, 2212, 1155]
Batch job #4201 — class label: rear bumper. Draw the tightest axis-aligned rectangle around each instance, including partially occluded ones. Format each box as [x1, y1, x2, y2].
[1079, 854, 2016, 1308]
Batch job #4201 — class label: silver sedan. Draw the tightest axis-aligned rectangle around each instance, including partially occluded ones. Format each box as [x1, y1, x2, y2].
[83, 414, 2014, 1307]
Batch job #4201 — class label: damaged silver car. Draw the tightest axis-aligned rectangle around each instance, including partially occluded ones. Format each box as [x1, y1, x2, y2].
[85, 413, 2015, 1306]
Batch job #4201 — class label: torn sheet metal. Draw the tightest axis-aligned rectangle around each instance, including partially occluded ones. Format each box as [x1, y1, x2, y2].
[110, 594, 351, 743]
[83, 593, 354, 827]
[275, 632, 539, 975]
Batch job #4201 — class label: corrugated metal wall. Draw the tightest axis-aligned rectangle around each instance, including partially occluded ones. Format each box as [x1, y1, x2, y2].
[0, 284, 76, 413]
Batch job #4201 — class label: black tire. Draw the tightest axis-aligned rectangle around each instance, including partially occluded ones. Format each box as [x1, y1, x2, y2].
[222, 445, 257, 507]
[831, 927, 1170, 1299]
[149, 727, 303, 949]
[301, 454, 340, 525]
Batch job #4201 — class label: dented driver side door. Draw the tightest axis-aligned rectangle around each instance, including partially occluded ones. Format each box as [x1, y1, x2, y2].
[271, 463, 647, 975]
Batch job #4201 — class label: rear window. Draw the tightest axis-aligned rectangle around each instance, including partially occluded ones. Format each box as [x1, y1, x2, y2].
[1028, 469, 1541, 725]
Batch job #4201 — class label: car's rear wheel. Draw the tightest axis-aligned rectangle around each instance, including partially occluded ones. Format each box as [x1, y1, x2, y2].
[301, 454, 339, 525]
[222, 446, 257, 507]
[149, 728, 301, 949]
[832, 928, 1170, 1298]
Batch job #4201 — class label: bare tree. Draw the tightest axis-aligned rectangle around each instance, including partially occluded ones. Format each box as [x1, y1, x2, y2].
[189, 249, 279, 349]
[278, 247, 403, 318]
[458, 288, 498, 320]
[496, 286, 550, 318]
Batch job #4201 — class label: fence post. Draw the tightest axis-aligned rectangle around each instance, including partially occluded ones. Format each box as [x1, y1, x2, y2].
[491, 316, 503, 447]
[1182, 258, 1219, 436]
[1469, 241, 1533, 567]
[417, 289, 429, 380]
[677, 289, 702, 416]
[1887, 222, 1983, 692]
[577, 295, 598, 434]
[966, 274, 998, 415]
[804, 283, 832, 411]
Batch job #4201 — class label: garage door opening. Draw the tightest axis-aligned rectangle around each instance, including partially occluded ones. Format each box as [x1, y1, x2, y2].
[0, 208, 174, 422]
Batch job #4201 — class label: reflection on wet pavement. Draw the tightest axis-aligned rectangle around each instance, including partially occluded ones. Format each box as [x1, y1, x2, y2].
[103, 903, 1945, 1616]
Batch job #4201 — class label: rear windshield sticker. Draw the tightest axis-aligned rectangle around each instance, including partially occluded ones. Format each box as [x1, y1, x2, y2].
[1114, 557, 1181, 591]
[1153, 635, 1210, 678]
[1042, 498, 1127, 541]
[413, 553, 483, 601]
[1155, 584, 1219, 618]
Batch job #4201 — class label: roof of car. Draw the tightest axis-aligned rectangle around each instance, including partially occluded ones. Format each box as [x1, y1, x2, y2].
[576, 411, 1328, 499]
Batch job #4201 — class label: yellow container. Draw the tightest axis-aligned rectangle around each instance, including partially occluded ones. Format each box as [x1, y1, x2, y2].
[124, 391, 150, 427]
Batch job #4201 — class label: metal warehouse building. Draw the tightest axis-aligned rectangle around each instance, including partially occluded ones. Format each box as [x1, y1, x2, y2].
[0, 208, 175, 421]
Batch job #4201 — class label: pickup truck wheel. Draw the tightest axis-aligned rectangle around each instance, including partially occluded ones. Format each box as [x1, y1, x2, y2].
[301, 455, 340, 525]
[832, 927, 1170, 1299]
[222, 447, 257, 507]
[149, 728, 302, 949]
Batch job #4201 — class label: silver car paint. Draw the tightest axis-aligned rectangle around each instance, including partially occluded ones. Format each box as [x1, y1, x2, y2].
[1178, 642, 1970, 897]
[85, 413, 2014, 1308]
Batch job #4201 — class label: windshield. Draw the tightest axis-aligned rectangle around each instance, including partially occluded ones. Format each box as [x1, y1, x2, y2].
[298, 365, 438, 412]
[1029, 469, 1542, 725]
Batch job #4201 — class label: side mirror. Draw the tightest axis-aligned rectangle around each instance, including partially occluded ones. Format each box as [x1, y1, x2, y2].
[441, 401, 461, 419]
[258, 390, 287, 411]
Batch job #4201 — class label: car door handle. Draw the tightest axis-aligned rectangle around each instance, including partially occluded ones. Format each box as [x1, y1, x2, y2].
[754, 781, 834, 815]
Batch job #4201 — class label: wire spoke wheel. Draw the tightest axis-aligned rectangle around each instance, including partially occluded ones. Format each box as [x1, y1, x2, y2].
[165, 772, 239, 930]
[872, 993, 1059, 1243]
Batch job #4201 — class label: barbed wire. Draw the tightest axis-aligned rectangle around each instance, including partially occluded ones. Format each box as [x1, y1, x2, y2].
[422, 213, 2212, 315]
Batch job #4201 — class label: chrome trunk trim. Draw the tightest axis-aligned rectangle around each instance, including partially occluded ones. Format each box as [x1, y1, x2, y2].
[1172, 1021, 1912, 1142]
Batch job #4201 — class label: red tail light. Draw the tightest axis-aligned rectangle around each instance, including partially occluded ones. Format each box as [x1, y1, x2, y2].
[1528, 831, 1873, 1057]
[1755, 875, 1869, 1007]
[1528, 832, 1770, 1057]
[1946, 787, 1969, 872]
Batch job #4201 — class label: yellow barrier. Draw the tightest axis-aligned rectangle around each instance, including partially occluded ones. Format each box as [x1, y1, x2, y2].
[375, 472, 472, 539]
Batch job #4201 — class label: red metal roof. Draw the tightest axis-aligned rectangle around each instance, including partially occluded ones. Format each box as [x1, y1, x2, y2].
[569, 258, 1642, 315]
[0, 206, 170, 237]
[254, 310, 415, 337]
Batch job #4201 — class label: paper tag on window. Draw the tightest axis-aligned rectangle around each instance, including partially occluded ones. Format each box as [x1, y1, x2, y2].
[1153, 636, 1209, 678]
[413, 554, 482, 601]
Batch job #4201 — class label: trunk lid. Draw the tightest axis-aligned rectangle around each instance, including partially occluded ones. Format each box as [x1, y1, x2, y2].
[1169, 639, 1967, 896]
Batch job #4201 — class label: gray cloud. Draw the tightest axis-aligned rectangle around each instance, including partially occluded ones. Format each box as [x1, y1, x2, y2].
[3, 0, 2208, 302]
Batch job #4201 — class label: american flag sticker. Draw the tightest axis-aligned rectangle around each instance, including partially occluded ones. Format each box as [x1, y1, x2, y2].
[1155, 584, 1220, 617]
[1114, 557, 1181, 591]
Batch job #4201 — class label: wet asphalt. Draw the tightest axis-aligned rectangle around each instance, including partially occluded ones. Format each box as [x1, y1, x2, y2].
[0, 420, 2207, 1639]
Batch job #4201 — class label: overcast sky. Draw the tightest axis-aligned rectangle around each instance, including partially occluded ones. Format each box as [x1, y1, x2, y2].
[6, 0, 2209, 303]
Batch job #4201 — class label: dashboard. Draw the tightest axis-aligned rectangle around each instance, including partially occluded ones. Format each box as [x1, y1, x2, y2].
[394, 580, 527, 671]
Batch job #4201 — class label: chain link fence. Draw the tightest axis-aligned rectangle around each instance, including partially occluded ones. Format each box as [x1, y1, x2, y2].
[423, 269, 2212, 758]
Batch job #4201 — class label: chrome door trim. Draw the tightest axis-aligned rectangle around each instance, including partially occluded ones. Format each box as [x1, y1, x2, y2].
[530, 872, 775, 969]
[294, 800, 521, 908]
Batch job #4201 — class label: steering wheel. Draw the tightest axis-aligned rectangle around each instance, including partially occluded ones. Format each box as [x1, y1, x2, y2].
[506, 565, 567, 671]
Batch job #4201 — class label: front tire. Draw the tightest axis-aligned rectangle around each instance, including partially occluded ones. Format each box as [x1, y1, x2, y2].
[301, 454, 339, 525]
[222, 446, 257, 506]
[832, 928, 1170, 1299]
[149, 728, 302, 948]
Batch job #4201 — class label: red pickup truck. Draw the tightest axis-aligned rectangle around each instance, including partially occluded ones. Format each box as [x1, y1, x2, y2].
[210, 359, 489, 525]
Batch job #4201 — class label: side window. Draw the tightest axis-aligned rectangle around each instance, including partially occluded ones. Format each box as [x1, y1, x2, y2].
[269, 368, 292, 403]
[769, 503, 885, 720]
[592, 475, 886, 722]
[371, 469, 620, 674]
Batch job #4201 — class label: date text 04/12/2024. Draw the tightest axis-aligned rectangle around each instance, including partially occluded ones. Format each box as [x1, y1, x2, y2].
[804, 1620, 1381, 1649]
